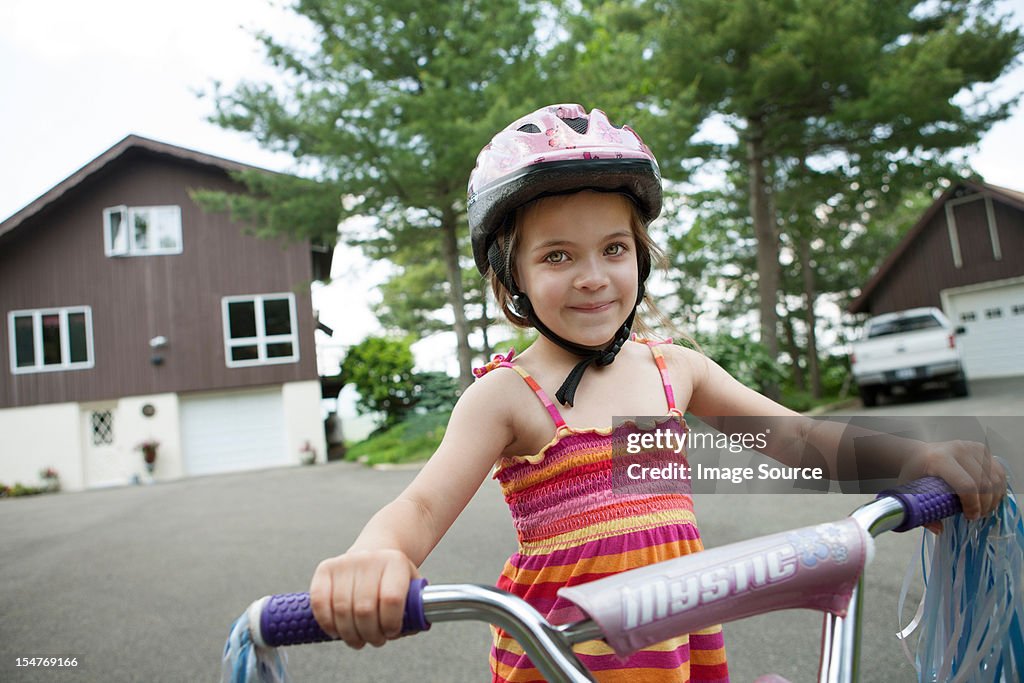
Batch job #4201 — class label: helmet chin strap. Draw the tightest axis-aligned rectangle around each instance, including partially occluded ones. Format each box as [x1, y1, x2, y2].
[511, 283, 644, 407]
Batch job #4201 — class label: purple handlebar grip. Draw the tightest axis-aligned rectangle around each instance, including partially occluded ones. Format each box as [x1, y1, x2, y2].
[260, 592, 334, 646]
[259, 578, 430, 647]
[877, 476, 962, 532]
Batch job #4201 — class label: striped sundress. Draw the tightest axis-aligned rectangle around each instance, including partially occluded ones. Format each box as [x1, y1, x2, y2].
[478, 341, 729, 683]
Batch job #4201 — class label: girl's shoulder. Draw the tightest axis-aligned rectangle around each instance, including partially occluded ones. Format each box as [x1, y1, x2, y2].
[634, 339, 712, 379]
[468, 360, 526, 393]
[460, 359, 552, 457]
[463, 357, 537, 412]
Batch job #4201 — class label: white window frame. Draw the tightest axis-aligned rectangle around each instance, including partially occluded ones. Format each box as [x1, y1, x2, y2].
[221, 293, 300, 368]
[8, 306, 95, 374]
[103, 205, 129, 255]
[103, 205, 183, 256]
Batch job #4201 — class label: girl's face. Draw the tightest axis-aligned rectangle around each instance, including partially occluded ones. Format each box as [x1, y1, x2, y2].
[514, 191, 639, 349]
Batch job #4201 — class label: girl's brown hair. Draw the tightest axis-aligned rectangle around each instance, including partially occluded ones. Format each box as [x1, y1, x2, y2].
[486, 193, 686, 343]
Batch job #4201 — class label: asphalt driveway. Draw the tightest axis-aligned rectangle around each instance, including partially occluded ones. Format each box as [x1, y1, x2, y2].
[845, 375, 1024, 417]
[2, 377, 1021, 682]
[835, 375, 1024, 486]
[1, 463, 514, 683]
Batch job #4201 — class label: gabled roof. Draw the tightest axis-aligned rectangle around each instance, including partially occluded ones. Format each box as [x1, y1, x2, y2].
[0, 134, 274, 243]
[847, 179, 1024, 314]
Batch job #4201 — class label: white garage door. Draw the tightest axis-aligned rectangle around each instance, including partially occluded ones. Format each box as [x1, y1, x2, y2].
[180, 388, 289, 476]
[944, 280, 1024, 379]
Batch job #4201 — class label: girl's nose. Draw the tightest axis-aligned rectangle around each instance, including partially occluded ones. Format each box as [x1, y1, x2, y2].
[573, 257, 609, 290]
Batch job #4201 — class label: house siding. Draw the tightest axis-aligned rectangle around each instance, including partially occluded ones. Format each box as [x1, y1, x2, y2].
[0, 150, 318, 409]
[994, 200, 1024, 262]
[862, 190, 1024, 315]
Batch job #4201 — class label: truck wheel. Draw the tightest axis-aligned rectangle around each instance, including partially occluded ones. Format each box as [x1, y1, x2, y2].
[951, 379, 969, 398]
[859, 386, 878, 407]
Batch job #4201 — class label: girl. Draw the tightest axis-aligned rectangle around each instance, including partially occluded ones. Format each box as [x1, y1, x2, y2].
[310, 104, 1005, 682]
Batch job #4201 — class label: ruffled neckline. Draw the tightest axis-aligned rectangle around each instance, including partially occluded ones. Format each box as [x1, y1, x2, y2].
[495, 411, 686, 473]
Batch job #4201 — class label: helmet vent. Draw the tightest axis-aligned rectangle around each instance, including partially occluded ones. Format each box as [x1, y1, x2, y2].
[517, 124, 542, 133]
[562, 117, 589, 134]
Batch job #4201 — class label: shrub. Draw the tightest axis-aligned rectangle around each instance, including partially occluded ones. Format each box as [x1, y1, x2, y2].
[346, 411, 449, 465]
[343, 336, 417, 428]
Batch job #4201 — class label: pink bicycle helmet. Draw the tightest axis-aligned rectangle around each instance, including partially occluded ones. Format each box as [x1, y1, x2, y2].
[468, 103, 662, 277]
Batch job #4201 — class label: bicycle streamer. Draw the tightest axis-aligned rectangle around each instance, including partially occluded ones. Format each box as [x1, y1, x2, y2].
[896, 470, 1023, 683]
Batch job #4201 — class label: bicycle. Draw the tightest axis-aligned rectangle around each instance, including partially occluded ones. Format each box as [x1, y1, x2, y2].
[223, 477, 1021, 683]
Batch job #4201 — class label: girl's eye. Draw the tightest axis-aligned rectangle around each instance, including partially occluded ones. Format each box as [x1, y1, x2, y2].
[544, 251, 568, 264]
[605, 243, 628, 256]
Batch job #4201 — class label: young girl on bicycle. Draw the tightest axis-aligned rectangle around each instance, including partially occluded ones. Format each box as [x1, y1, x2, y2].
[310, 104, 1006, 683]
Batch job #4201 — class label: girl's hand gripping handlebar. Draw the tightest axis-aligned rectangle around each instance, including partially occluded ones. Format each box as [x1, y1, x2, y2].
[249, 577, 430, 648]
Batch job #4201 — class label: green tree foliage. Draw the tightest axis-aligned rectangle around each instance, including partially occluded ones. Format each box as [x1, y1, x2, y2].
[375, 260, 451, 337]
[190, 171, 342, 245]
[206, 0, 552, 388]
[202, 0, 1020, 407]
[342, 337, 462, 427]
[656, 0, 1021, 397]
[664, 175, 759, 326]
[342, 336, 417, 427]
[677, 159, 962, 398]
[559, 0, 1020, 397]
[374, 254, 498, 360]
[690, 330, 786, 392]
[411, 371, 460, 413]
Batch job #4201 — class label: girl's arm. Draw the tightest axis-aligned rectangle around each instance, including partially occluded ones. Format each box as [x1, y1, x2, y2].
[673, 345, 1006, 520]
[309, 372, 516, 649]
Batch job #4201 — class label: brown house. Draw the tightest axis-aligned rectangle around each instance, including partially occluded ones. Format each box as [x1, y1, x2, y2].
[849, 180, 1024, 379]
[0, 135, 331, 490]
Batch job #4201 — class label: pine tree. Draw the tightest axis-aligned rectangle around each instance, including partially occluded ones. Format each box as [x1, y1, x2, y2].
[204, 0, 550, 387]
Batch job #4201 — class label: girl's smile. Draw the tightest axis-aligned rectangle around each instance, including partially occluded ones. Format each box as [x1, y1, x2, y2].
[567, 301, 615, 312]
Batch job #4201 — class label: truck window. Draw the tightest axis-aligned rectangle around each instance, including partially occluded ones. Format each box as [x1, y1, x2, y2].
[866, 314, 942, 338]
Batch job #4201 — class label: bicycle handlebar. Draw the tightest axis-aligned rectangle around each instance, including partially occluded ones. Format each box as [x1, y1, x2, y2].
[236, 477, 965, 679]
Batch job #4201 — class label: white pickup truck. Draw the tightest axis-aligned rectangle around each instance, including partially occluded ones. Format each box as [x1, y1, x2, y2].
[850, 307, 969, 407]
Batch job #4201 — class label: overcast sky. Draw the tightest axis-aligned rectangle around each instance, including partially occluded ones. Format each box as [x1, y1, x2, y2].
[2, 0, 1023, 376]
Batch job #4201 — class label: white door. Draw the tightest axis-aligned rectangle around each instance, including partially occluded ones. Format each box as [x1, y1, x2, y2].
[82, 405, 125, 487]
[180, 388, 289, 476]
[944, 280, 1024, 379]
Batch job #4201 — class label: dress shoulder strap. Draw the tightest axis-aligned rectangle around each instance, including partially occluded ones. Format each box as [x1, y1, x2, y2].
[473, 348, 569, 431]
[633, 336, 679, 414]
